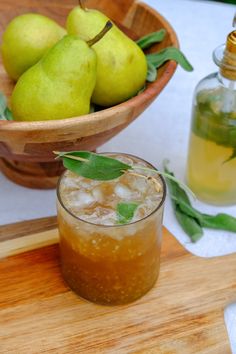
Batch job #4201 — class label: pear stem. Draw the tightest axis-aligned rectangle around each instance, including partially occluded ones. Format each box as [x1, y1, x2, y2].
[78, 0, 85, 10]
[87, 21, 113, 47]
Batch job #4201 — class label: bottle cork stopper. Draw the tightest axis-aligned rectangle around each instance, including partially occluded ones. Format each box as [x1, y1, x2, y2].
[226, 30, 236, 54]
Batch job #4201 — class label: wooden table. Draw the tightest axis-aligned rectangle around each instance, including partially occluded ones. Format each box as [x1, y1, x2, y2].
[0, 217, 235, 353]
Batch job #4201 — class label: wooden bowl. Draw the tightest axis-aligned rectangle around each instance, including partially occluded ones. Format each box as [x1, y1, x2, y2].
[0, 0, 178, 189]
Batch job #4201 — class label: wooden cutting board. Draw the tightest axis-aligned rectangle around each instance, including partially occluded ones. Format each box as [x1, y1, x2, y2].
[0, 217, 235, 354]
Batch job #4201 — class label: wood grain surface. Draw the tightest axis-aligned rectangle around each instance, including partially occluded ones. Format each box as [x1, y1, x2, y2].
[0, 217, 235, 353]
[0, 0, 178, 188]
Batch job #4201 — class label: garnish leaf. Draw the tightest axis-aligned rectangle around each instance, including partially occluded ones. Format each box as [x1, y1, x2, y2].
[56, 151, 130, 181]
[136, 29, 166, 50]
[116, 202, 139, 224]
[146, 47, 193, 72]
[146, 61, 157, 82]
[56, 151, 236, 238]
[55, 152, 192, 196]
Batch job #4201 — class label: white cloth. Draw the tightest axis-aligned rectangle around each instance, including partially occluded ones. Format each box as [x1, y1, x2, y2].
[0, 0, 235, 351]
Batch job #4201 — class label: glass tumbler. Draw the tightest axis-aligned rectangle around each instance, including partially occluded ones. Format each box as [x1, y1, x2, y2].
[57, 153, 166, 305]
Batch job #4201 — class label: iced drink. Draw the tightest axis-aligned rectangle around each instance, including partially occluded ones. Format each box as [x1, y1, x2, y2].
[57, 153, 166, 305]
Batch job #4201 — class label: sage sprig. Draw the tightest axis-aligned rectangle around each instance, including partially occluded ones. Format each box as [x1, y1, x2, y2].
[136, 29, 166, 50]
[55, 151, 130, 180]
[136, 31, 193, 83]
[54, 151, 192, 196]
[164, 161, 236, 242]
[0, 92, 13, 121]
[54, 151, 191, 225]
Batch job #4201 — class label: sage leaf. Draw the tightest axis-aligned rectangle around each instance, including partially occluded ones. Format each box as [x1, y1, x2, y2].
[175, 206, 203, 242]
[146, 47, 193, 72]
[164, 162, 236, 241]
[57, 151, 130, 181]
[0, 92, 7, 120]
[56, 152, 193, 196]
[136, 29, 166, 50]
[4, 107, 14, 121]
[116, 202, 139, 224]
[201, 213, 236, 232]
[164, 163, 204, 242]
[0, 92, 14, 121]
[176, 195, 236, 234]
[146, 61, 157, 82]
[172, 197, 202, 221]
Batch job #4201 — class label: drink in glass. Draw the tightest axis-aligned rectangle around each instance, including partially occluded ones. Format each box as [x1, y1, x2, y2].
[57, 153, 166, 305]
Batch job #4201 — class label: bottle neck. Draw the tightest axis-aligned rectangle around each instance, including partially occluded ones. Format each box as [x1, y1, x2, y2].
[220, 49, 236, 81]
[217, 71, 236, 88]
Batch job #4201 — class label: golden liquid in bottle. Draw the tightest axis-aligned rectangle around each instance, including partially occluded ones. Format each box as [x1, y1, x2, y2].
[187, 133, 236, 205]
[187, 31, 236, 205]
[187, 87, 236, 205]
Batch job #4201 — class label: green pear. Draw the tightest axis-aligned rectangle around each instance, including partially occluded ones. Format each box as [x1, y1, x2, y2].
[11, 22, 112, 121]
[1, 13, 66, 81]
[67, 3, 147, 107]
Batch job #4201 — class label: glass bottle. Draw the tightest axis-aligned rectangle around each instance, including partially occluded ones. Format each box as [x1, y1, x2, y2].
[186, 30, 236, 205]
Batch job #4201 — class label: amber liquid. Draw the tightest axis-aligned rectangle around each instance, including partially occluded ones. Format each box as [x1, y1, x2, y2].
[187, 87, 236, 205]
[187, 133, 236, 205]
[57, 154, 165, 305]
[58, 204, 162, 305]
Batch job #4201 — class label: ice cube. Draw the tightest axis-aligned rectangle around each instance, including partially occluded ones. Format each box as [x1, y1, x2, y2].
[62, 172, 81, 189]
[78, 207, 117, 225]
[134, 196, 160, 220]
[134, 204, 147, 220]
[78, 179, 100, 189]
[62, 178, 78, 189]
[92, 186, 104, 203]
[114, 183, 132, 199]
[69, 190, 95, 208]
[130, 176, 147, 193]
